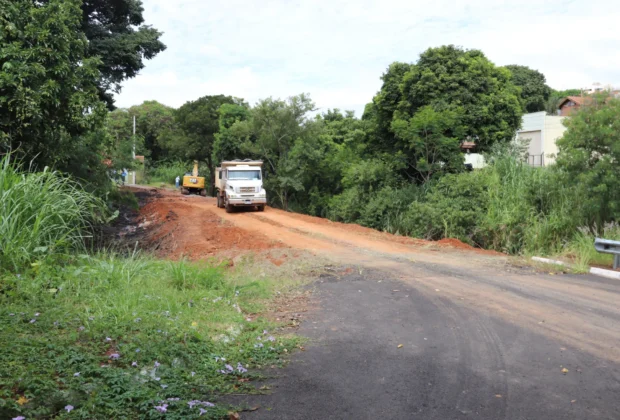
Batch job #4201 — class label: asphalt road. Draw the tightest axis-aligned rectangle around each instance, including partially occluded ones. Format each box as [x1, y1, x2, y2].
[238, 267, 620, 420]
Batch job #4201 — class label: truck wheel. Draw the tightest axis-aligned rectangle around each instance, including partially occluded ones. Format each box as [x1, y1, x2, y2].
[258, 205, 265, 212]
[225, 199, 233, 213]
[216, 195, 222, 208]
[200, 189, 207, 197]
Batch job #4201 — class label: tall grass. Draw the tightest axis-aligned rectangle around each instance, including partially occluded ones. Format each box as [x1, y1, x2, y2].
[562, 225, 620, 272]
[145, 161, 193, 185]
[481, 155, 577, 254]
[0, 155, 106, 270]
[337, 153, 581, 256]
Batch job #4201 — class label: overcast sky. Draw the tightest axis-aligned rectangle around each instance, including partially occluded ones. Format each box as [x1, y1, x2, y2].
[115, 0, 620, 117]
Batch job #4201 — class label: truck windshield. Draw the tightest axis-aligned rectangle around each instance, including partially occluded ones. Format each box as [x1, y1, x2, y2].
[228, 170, 261, 180]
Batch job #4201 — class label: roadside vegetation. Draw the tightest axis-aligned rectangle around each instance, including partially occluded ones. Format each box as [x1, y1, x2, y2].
[0, 158, 301, 419]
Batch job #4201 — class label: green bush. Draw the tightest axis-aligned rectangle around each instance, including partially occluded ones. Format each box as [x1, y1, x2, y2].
[400, 172, 487, 243]
[359, 185, 422, 231]
[145, 161, 191, 185]
[324, 151, 580, 255]
[0, 156, 106, 270]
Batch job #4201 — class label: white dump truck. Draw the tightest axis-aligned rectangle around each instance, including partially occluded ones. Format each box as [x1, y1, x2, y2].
[214, 160, 267, 213]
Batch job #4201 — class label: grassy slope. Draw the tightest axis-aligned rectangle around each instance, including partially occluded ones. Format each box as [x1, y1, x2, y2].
[0, 254, 305, 419]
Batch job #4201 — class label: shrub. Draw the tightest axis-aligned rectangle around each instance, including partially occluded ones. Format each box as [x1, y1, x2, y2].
[145, 161, 192, 185]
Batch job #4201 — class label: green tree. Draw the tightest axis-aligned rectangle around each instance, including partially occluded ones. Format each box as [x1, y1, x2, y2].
[504, 65, 551, 113]
[241, 95, 317, 209]
[369, 46, 523, 183]
[62, 0, 166, 108]
[127, 101, 176, 161]
[212, 103, 251, 163]
[160, 95, 243, 187]
[397, 46, 523, 150]
[0, 0, 106, 170]
[391, 106, 464, 183]
[555, 98, 620, 234]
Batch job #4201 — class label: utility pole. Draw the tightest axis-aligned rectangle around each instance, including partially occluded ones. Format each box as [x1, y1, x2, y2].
[132, 115, 136, 184]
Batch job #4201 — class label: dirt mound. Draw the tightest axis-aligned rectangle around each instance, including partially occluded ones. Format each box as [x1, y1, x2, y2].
[135, 192, 284, 260]
[436, 238, 504, 256]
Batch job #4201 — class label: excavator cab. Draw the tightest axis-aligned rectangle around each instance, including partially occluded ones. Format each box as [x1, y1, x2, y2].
[181, 161, 207, 196]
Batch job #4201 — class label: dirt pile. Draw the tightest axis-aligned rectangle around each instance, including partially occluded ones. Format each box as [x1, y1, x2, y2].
[133, 192, 284, 260]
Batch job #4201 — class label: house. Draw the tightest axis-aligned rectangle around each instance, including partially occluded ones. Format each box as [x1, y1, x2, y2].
[557, 96, 592, 116]
[516, 112, 567, 167]
[460, 141, 485, 169]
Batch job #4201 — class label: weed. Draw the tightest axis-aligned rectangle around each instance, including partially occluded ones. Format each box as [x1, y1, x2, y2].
[0, 255, 299, 419]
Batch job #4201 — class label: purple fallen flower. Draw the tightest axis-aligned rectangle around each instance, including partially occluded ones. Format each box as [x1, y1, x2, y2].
[65, 405, 74, 412]
[257, 336, 262, 341]
[155, 377, 161, 381]
[269, 347, 276, 351]
[167, 397, 180, 401]
[188, 400, 201, 408]
[204, 402, 215, 407]
[73, 372, 80, 377]
[254, 343, 264, 348]
[53, 321, 59, 326]
[154, 404, 168, 413]
[29, 319, 36, 324]
[215, 356, 220, 362]
[220, 370, 227, 374]
[225, 364, 234, 372]
[191, 371, 196, 377]
[88, 316, 94, 321]
[134, 318, 142, 323]
[268, 336, 275, 342]
[237, 363, 247, 374]
[13, 416, 26, 420]
[263, 329, 268, 335]
[161, 384, 168, 389]
[9, 313, 14, 316]
[34, 313, 40, 317]
[199, 408, 208, 416]
[135, 348, 140, 353]
[154, 361, 161, 368]
[109, 353, 120, 360]
[132, 361, 138, 367]
[78, 326, 85, 331]
[105, 337, 112, 342]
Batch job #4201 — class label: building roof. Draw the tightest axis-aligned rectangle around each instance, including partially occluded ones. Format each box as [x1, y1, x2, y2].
[559, 96, 593, 108]
[460, 141, 476, 150]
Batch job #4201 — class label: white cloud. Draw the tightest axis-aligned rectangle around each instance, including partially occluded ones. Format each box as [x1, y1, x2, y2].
[115, 0, 620, 116]
[199, 45, 221, 56]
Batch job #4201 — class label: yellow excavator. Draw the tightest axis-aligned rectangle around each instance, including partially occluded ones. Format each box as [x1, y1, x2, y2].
[181, 161, 207, 196]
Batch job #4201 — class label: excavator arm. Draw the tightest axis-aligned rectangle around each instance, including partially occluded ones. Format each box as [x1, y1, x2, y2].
[192, 160, 199, 177]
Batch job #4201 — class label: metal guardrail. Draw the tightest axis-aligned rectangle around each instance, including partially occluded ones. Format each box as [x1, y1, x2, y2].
[594, 238, 620, 270]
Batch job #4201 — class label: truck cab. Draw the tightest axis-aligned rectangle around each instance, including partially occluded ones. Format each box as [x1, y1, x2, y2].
[215, 160, 267, 212]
